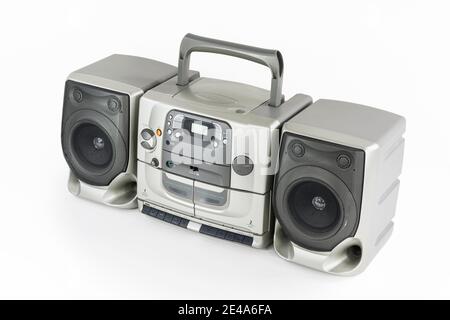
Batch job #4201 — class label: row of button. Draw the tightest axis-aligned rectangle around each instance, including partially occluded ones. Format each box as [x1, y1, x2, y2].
[166, 113, 229, 146]
[142, 205, 190, 228]
[142, 205, 253, 246]
[167, 114, 173, 136]
[199, 225, 253, 246]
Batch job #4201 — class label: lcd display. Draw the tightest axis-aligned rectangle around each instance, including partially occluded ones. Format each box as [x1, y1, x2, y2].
[191, 122, 208, 136]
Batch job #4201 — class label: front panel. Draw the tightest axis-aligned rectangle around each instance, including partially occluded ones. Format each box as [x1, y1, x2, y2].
[273, 132, 365, 251]
[161, 109, 232, 187]
[61, 81, 130, 186]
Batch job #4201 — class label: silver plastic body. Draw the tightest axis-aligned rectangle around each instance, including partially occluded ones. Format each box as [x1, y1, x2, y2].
[66, 54, 177, 208]
[137, 75, 311, 247]
[274, 99, 406, 275]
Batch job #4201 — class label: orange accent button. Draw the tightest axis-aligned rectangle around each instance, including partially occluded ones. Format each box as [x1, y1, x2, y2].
[156, 129, 162, 136]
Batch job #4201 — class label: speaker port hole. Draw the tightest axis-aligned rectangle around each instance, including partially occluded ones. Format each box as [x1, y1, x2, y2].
[347, 245, 362, 260]
[103, 175, 137, 206]
[323, 241, 363, 274]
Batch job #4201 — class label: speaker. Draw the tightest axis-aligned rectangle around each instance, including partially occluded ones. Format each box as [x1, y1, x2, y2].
[61, 54, 177, 208]
[273, 99, 405, 275]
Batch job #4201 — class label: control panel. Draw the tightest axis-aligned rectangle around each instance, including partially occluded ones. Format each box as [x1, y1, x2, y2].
[161, 110, 233, 187]
[163, 110, 232, 165]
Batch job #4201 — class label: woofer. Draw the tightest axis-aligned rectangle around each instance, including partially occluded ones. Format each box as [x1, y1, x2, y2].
[274, 166, 359, 252]
[287, 181, 341, 233]
[72, 123, 113, 170]
[62, 109, 128, 186]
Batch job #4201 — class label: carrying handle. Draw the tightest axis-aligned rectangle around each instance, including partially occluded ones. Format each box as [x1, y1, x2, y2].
[177, 33, 284, 107]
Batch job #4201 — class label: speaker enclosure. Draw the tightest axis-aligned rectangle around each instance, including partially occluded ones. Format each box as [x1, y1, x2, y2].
[61, 55, 177, 208]
[273, 99, 405, 275]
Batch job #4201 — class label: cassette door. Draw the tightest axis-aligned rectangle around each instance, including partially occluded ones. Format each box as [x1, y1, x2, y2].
[193, 181, 270, 235]
[138, 161, 194, 216]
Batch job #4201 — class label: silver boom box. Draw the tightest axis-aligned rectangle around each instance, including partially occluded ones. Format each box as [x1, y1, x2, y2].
[137, 34, 312, 248]
[63, 33, 405, 274]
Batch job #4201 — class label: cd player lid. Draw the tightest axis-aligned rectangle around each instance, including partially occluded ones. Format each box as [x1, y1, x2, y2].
[172, 78, 270, 114]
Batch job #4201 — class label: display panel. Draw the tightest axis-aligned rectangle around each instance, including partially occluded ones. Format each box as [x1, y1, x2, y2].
[191, 122, 208, 136]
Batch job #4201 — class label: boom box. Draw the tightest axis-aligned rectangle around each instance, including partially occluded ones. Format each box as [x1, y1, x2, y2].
[61, 34, 406, 275]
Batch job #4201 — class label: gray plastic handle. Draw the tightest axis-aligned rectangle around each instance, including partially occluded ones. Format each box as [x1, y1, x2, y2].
[177, 33, 284, 107]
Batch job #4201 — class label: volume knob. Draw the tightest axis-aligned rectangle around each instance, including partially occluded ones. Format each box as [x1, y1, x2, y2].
[232, 156, 254, 176]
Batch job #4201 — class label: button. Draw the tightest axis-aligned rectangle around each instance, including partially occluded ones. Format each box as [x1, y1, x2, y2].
[167, 121, 171, 127]
[167, 129, 172, 135]
[163, 214, 173, 223]
[140, 129, 157, 149]
[216, 229, 227, 239]
[141, 141, 152, 150]
[205, 226, 218, 236]
[150, 158, 159, 167]
[168, 114, 173, 120]
[242, 237, 253, 246]
[213, 141, 218, 148]
[175, 131, 181, 138]
[142, 205, 157, 217]
[233, 234, 244, 243]
[179, 218, 189, 228]
[225, 232, 235, 241]
[156, 211, 166, 220]
[171, 216, 181, 226]
[222, 138, 228, 145]
[141, 129, 153, 140]
[337, 154, 352, 169]
[166, 160, 174, 168]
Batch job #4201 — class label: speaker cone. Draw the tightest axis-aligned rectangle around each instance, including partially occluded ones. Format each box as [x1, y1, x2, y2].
[72, 123, 113, 170]
[287, 181, 341, 233]
[274, 165, 359, 251]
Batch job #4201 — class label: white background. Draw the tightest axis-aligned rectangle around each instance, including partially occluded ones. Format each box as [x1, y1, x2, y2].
[0, 0, 449, 299]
